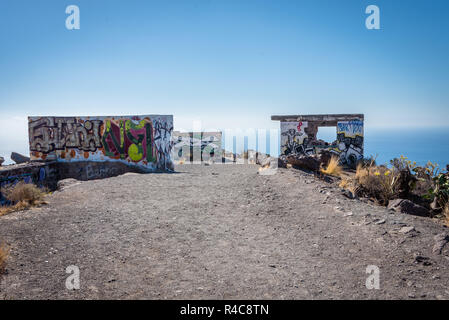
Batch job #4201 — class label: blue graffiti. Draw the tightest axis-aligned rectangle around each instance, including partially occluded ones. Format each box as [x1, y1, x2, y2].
[0, 174, 34, 206]
[337, 120, 363, 135]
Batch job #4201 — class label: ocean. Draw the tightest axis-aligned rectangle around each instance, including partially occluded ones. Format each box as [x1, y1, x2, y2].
[1, 128, 449, 169]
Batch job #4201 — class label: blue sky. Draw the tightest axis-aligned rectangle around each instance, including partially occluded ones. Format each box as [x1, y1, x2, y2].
[0, 0, 448, 148]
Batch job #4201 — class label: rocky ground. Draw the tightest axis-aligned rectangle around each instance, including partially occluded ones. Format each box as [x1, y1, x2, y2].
[1, 164, 449, 299]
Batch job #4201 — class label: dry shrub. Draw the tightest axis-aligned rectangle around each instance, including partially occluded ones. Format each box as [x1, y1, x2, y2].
[0, 182, 46, 216]
[4, 181, 45, 205]
[320, 156, 342, 177]
[341, 162, 402, 205]
[0, 242, 10, 275]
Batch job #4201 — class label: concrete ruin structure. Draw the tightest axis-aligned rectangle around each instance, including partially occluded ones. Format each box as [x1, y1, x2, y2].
[28, 115, 174, 171]
[0, 115, 175, 205]
[272, 114, 364, 167]
[172, 131, 222, 163]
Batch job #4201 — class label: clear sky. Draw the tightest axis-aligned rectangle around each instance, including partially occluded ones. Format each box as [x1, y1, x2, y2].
[0, 0, 448, 147]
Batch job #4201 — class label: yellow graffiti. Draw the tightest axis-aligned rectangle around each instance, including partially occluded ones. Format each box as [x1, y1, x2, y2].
[120, 120, 124, 149]
[125, 119, 147, 131]
[128, 143, 143, 161]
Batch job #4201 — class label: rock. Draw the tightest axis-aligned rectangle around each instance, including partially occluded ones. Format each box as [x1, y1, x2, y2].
[399, 226, 415, 234]
[57, 178, 80, 191]
[342, 190, 356, 199]
[0, 156, 4, 166]
[285, 154, 321, 172]
[374, 219, 386, 225]
[387, 199, 429, 217]
[432, 233, 449, 254]
[413, 254, 432, 266]
[10, 152, 30, 164]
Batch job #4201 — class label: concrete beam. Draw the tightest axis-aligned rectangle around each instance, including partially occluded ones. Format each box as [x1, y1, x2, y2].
[271, 114, 364, 124]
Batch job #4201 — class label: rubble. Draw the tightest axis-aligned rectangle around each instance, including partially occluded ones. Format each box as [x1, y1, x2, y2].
[387, 199, 429, 217]
[11, 152, 30, 164]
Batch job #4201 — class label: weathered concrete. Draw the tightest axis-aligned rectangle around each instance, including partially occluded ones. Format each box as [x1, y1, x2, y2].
[271, 114, 364, 125]
[28, 115, 174, 172]
[0, 162, 59, 205]
[273, 114, 364, 168]
[10, 152, 30, 165]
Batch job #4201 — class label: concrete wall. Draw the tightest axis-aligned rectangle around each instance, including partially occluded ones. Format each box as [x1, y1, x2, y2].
[280, 119, 364, 167]
[0, 160, 147, 205]
[28, 115, 174, 171]
[0, 162, 59, 206]
[172, 131, 222, 163]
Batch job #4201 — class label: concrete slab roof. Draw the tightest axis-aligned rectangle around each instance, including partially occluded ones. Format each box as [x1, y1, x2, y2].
[271, 114, 364, 126]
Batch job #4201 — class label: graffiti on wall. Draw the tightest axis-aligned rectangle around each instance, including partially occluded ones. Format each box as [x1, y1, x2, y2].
[172, 132, 222, 163]
[335, 120, 364, 167]
[280, 122, 312, 156]
[29, 115, 174, 171]
[0, 167, 49, 206]
[280, 120, 364, 167]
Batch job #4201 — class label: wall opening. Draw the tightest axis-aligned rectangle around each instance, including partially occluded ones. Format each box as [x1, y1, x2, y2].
[316, 126, 337, 145]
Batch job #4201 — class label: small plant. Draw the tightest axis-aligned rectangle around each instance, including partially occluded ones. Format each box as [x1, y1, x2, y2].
[390, 155, 417, 172]
[357, 155, 377, 168]
[3, 181, 45, 205]
[0, 181, 47, 217]
[320, 156, 342, 177]
[425, 172, 449, 211]
[0, 242, 10, 275]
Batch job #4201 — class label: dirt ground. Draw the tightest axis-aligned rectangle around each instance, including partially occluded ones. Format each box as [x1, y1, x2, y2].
[1, 164, 449, 299]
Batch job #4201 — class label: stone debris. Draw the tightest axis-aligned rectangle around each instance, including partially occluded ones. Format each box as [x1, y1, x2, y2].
[399, 226, 415, 234]
[342, 190, 357, 200]
[57, 178, 81, 191]
[279, 152, 331, 172]
[387, 199, 429, 217]
[11, 152, 30, 164]
[413, 254, 432, 266]
[432, 233, 449, 255]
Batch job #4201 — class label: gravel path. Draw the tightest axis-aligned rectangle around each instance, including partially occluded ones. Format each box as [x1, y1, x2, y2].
[1, 164, 449, 299]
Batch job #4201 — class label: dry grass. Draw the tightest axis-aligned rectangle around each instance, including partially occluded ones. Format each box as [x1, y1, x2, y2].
[0, 242, 10, 275]
[320, 156, 342, 177]
[340, 162, 401, 206]
[0, 182, 47, 217]
[4, 181, 46, 204]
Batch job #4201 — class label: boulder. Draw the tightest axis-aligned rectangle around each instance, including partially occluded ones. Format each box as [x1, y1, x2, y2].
[57, 178, 80, 191]
[432, 233, 449, 254]
[11, 152, 30, 164]
[387, 199, 429, 217]
[285, 154, 321, 172]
